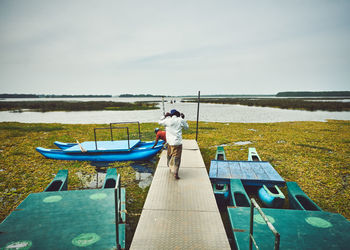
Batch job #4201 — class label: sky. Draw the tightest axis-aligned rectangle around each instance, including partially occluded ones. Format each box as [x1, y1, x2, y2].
[0, 0, 349, 96]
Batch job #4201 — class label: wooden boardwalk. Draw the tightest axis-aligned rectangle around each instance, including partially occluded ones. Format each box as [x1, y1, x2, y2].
[130, 140, 231, 249]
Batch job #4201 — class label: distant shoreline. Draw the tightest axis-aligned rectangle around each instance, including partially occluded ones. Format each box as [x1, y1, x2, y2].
[183, 97, 350, 112]
[0, 94, 112, 99]
[1, 91, 350, 99]
[0, 101, 158, 112]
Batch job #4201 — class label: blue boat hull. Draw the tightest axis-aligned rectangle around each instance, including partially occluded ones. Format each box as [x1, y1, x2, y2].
[258, 185, 285, 208]
[37, 141, 163, 162]
[54, 141, 77, 150]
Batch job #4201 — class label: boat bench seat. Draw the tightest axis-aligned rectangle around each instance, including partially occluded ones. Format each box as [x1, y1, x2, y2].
[44, 169, 68, 192]
[230, 179, 251, 207]
[248, 147, 261, 161]
[287, 181, 322, 211]
[215, 146, 226, 161]
[103, 168, 119, 189]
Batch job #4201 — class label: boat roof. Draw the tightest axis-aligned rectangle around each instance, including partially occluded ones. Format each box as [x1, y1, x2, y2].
[209, 160, 285, 186]
[0, 189, 117, 249]
[228, 206, 350, 249]
[64, 139, 141, 153]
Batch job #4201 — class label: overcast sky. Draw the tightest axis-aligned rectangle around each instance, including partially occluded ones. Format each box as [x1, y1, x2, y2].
[0, 0, 349, 96]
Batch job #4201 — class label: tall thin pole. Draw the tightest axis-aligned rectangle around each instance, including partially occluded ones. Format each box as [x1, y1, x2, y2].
[161, 96, 165, 115]
[196, 91, 200, 141]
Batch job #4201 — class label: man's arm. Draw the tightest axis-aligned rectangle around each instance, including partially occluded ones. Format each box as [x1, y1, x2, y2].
[151, 136, 159, 149]
[181, 114, 189, 130]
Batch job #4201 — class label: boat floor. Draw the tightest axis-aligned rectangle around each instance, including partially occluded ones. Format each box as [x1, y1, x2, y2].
[64, 139, 141, 153]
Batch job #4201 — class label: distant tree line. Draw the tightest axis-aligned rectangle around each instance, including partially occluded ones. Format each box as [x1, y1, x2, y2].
[276, 91, 350, 97]
[0, 101, 158, 112]
[0, 94, 112, 98]
[182, 97, 350, 111]
[119, 94, 167, 97]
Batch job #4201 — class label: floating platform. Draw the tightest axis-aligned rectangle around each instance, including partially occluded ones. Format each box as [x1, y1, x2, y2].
[0, 189, 119, 249]
[209, 160, 285, 187]
[0, 169, 125, 249]
[130, 140, 231, 249]
[227, 206, 350, 249]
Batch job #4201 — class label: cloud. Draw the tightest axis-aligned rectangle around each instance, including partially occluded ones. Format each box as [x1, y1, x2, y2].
[0, 0, 349, 95]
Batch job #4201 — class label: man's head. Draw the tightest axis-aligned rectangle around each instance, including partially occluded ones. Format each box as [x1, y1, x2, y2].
[170, 109, 181, 117]
[154, 128, 159, 134]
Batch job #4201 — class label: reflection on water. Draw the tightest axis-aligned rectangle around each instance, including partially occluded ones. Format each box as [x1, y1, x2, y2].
[131, 163, 155, 189]
[71, 156, 158, 190]
[234, 141, 252, 146]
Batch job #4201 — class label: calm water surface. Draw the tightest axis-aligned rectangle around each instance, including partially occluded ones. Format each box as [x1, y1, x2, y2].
[0, 97, 349, 123]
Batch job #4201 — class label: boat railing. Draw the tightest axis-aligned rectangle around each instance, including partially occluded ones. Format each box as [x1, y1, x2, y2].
[249, 198, 280, 250]
[110, 121, 141, 141]
[114, 173, 122, 249]
[94, 127, 130, 150]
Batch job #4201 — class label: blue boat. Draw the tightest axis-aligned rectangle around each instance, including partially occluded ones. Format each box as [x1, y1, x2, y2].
[44, 169, 68, 192]
[258, 184, 285, 208]
[212, 146, 229, 201]
[287, 181, 322, 211]
[248, 147, 262, 161]
[37, 140, 163, 162]
[37, 122, 163, 162]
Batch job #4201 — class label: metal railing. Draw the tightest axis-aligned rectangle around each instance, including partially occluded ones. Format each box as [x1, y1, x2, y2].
[93, 127, 130, 150]
[110, 122, 141, 141]
[114, 174, 121, 250]
[92, 122, 141, 151]
[249, 198, 280, 250]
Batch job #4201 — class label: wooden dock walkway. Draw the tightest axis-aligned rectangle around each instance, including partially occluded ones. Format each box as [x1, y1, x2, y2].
[130, 140, 231, 249]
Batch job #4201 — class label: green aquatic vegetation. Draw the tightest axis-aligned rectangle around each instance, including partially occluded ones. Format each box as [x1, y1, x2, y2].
[0, 120, 349, 247]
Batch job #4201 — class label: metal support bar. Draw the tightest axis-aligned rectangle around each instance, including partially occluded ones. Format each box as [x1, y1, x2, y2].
[196, 91, 200, 141]
[94, 127, 130, 150]
[249, 198, 280, 250]
[110, 122, 141, 140]
[115, 174, 121, 249]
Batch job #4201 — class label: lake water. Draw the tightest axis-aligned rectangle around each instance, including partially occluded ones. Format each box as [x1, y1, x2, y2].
[0, 97, 349, 123]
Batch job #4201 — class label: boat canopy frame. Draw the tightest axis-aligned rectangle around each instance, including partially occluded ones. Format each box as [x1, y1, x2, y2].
[93, 122, 141, 151]
[110, 122, 141, 141]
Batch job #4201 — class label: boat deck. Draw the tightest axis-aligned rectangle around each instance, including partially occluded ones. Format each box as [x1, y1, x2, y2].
[130, 140, 231, 249]
[0, 189, 119, 249]
[209, 160, 285, 186]
[64, 139, 141, 152]
[228, 206, 350, 249]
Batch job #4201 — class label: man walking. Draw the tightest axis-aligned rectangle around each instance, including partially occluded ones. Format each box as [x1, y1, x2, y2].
[159, 109, 189, 179]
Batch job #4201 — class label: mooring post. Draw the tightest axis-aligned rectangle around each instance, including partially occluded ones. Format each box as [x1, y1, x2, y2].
[196, 91, 200, 141]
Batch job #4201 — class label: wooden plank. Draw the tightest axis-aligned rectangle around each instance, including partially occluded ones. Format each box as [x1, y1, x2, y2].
[230, 161, 244, 179]
[209, 160, 285, 186]
[217, 161, 231, 179]
[239, 161, 258, 180]
[208, 160, 218, 178]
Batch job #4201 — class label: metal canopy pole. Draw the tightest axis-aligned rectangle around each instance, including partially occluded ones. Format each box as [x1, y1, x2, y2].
[196, 91, 200, 141]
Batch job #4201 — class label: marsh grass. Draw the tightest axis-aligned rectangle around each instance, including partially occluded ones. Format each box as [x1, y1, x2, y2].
[183, 97, 350, 111]
[0, 101, 158, 112]
[0, 120, 349, 247]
